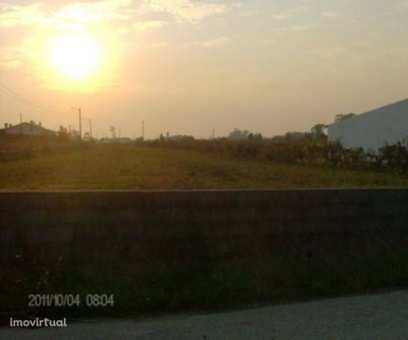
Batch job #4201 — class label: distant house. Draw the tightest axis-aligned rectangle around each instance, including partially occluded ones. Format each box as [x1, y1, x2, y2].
[0, 121, 56, 137]
[328, 99, 408, 152]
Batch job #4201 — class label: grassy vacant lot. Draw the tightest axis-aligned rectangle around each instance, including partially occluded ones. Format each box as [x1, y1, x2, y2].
[0, 143, 408, 190]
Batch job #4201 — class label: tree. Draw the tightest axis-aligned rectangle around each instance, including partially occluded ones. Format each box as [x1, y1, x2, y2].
[311, 124, 328, 140]
[228, 128, 249, 140]
[58, 126, 69, 140]
[248, 132, 263, 140]
[335, 113, 356, 123]
[228, 128, 262, 140]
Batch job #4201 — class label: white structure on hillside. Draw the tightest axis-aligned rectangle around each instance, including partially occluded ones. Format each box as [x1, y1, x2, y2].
[328, 99, 408, 152]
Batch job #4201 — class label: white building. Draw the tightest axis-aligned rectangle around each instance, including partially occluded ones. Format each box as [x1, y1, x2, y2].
[328, 99, 408, 152]
[0, 122, 56, 137]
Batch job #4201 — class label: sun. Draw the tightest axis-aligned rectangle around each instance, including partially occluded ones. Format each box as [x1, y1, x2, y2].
[48, 32, 103, 81]
[34, 27, 118, 92]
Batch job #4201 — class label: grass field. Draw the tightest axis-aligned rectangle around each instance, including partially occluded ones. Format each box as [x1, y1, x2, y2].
[0, 144, 408, 190]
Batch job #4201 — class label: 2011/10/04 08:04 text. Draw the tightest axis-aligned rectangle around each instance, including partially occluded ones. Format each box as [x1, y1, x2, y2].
[28, 294, 115, 307]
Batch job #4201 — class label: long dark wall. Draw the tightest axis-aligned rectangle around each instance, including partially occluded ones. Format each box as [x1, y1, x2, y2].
[1, 189, 408, 318]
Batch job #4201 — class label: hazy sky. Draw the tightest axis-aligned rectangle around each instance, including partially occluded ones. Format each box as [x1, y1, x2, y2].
[1, 0, 408, 138]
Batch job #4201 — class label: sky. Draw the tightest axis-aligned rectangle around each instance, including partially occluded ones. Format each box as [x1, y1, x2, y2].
[1, 0, 408, 138]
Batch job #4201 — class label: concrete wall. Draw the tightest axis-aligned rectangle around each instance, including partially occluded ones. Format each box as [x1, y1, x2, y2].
[328, 99, 408, 152]
[1, 189, 408, 317]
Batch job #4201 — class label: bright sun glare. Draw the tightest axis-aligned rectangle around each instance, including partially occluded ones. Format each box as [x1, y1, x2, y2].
[48, 32, 103, 81]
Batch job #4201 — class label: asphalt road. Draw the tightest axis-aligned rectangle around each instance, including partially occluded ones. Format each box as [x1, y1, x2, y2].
[1, 290, 408, 340]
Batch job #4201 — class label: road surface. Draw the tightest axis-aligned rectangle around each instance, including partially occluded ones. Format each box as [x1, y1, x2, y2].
[1, 290, 408, 339]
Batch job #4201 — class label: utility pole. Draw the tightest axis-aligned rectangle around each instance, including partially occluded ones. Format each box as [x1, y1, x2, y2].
[110, 126, 116, 139]
[88, 119, 93, 139]
[142, 120, 145, 140]
[19, 113, 23, 135]
[78, 108, 82, 140]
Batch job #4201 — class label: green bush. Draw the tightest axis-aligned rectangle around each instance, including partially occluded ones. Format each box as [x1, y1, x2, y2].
[144, 138, 408, 173]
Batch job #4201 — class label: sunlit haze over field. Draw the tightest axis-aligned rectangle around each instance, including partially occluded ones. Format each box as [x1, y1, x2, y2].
[1, 0, 408, 138]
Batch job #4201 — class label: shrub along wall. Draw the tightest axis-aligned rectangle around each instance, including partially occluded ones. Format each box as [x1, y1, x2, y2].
[144, 138, 408, 172]
[1, 189, 408, 319]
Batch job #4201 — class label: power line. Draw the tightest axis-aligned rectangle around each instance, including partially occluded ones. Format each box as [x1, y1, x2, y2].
[0, 83, 44, 111]
[0, 82, 99, 138]
[0, 81, 70, 117]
